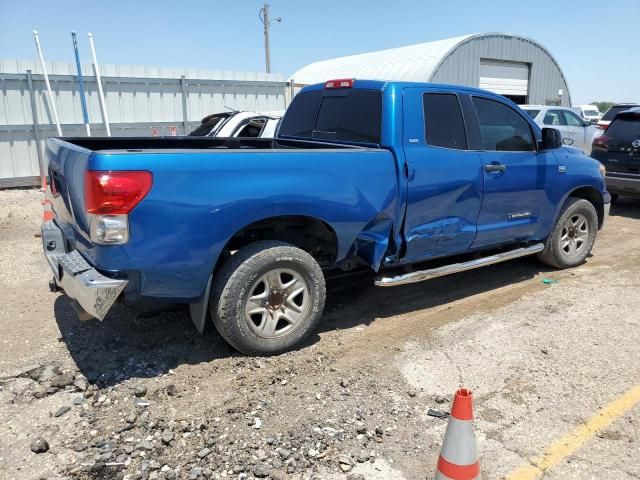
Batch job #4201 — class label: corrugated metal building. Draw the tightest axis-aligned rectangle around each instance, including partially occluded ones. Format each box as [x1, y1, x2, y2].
[291, 33, 571, 106]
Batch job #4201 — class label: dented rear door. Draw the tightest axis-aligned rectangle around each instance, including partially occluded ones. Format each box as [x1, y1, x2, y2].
[401, 87, 484, 262]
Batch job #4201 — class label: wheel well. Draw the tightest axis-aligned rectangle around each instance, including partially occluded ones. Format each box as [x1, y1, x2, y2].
[215, 216, 338, 274]
[569, 187, 605, 228]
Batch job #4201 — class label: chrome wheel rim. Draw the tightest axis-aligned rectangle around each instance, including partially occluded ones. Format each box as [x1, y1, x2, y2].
[243, 268, 310, 339]
[560, 213, 590, 257]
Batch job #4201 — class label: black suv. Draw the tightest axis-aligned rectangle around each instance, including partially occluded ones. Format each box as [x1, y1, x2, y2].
[591, 107, 640, 200]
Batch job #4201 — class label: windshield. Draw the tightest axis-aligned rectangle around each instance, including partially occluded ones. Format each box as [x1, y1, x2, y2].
[583, 110, 599, 117]
[279, 89, 382, 144]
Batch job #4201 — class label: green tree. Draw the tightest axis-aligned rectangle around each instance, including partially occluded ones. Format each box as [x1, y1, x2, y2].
[590, 101, 615, 114]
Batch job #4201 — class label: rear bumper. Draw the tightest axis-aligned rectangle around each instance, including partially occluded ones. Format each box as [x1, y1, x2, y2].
[606, 173, 640, 196]
[42, 220, 127, 320]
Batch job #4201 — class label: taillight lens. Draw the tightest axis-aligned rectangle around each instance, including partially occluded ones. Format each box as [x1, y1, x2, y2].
[596, 123, 607, 130]
[592, 134, 610, 152]
[85, 171, 152, 214]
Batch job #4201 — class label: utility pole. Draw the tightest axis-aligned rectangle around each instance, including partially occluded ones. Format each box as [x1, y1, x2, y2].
[259, 3, 281, 74]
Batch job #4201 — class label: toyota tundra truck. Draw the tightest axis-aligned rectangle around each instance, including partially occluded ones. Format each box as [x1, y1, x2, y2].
[41, 79, 610, 355]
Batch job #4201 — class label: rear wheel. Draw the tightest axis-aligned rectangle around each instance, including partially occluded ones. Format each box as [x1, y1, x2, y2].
[210, 241, 326, 355]
[538, 198, 598, 269]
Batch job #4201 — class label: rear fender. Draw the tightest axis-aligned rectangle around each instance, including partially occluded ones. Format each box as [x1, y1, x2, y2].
[352, 211, 395, 271]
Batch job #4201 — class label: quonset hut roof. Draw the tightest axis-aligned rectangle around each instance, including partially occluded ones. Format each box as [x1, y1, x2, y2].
[291, 34, 472, 84]
[289, 33, 570, 98]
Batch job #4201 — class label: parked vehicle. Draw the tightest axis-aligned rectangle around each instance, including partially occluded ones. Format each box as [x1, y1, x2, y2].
[42, 80, 610, 355]
[187, 112, 235, 137]
[189, 111, 284, 138]
[591, 107, 640, 201]
[596, 104, 640, 132]
[521, 105, 597, 154]
[573, 105, 601, 124]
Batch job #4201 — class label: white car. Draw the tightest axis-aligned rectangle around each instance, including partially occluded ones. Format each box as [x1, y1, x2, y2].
[189, 111, 284, 138]
[520, 105, 597, 154]
[572, 104, 601, 124]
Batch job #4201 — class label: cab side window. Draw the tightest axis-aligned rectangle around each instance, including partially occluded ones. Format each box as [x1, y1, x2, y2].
[472, 97, 535, 151]
[543, 110, 567, 126]
[423, 93, 468, 150]
[563, 110, 585, 127]
[234, 118, 267, 137]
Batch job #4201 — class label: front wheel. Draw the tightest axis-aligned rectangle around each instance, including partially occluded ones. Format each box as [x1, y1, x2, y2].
[210, 241, 326, 355]
[538, 198, 598, 269]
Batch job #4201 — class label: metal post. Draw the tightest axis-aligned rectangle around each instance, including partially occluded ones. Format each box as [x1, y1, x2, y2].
[262, 4, 271, 74]
[72, 32, 91, 136]
[27, 69, 46, 190]
[33, 30, 62, 136]
[88, 33, 111, 136]
[180, 76, 189, 135]
[259, 4, 281, 74]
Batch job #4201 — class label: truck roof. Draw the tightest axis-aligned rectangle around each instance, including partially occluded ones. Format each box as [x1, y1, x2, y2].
[301, 79, 508, 99]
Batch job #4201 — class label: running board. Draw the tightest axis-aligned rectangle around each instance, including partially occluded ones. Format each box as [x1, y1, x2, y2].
[375, 243, 544, 287]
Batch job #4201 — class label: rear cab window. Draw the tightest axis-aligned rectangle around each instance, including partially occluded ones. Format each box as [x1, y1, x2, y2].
[279, 88, 382, 144]
[522, 109, 541, 119]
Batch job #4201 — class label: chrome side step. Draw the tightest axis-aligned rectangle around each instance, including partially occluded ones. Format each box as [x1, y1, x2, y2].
[374, 243, 544, 287]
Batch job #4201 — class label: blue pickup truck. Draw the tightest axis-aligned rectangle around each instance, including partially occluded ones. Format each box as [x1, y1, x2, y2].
[42, 79, 610, 354]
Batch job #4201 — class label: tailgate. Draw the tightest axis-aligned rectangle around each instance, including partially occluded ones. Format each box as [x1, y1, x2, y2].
[46, 139, 93, 239]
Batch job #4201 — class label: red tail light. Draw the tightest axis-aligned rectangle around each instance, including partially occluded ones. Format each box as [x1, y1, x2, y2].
[592, 134, 610, 151]
[596, 123, 608, 130]
[324, 78, 354, 89]
[85, 171, 152, 214]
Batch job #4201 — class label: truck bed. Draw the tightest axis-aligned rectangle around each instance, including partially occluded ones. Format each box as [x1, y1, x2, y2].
[45, 136, 399, 303]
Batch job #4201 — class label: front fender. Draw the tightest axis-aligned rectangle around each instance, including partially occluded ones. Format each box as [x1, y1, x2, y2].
[548, 149, 608, 233]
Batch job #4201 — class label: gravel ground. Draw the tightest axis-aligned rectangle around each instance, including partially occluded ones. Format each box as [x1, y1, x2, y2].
[0, 188, 639, 480]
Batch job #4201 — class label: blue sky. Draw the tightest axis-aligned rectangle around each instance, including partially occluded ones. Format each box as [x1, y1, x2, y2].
[1, 0, 638, 104]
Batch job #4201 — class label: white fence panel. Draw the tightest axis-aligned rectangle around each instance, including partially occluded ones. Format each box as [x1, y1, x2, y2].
[0, 60, 290, 187]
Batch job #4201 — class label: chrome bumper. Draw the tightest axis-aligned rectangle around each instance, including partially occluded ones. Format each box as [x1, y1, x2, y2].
[41, 221, 127, 320]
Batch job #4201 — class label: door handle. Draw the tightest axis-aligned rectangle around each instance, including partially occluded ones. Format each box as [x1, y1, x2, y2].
[484, 163, 506, 173]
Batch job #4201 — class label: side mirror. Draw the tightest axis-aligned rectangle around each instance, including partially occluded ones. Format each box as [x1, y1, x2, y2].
[540, 127, 563, 149]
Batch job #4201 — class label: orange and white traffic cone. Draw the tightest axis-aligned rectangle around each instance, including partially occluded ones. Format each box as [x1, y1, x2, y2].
[434, 388, 480, 480]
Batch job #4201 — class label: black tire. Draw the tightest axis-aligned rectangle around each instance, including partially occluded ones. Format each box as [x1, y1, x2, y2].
[538, 197, 598, 269]
[210, 241, 326, 355]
